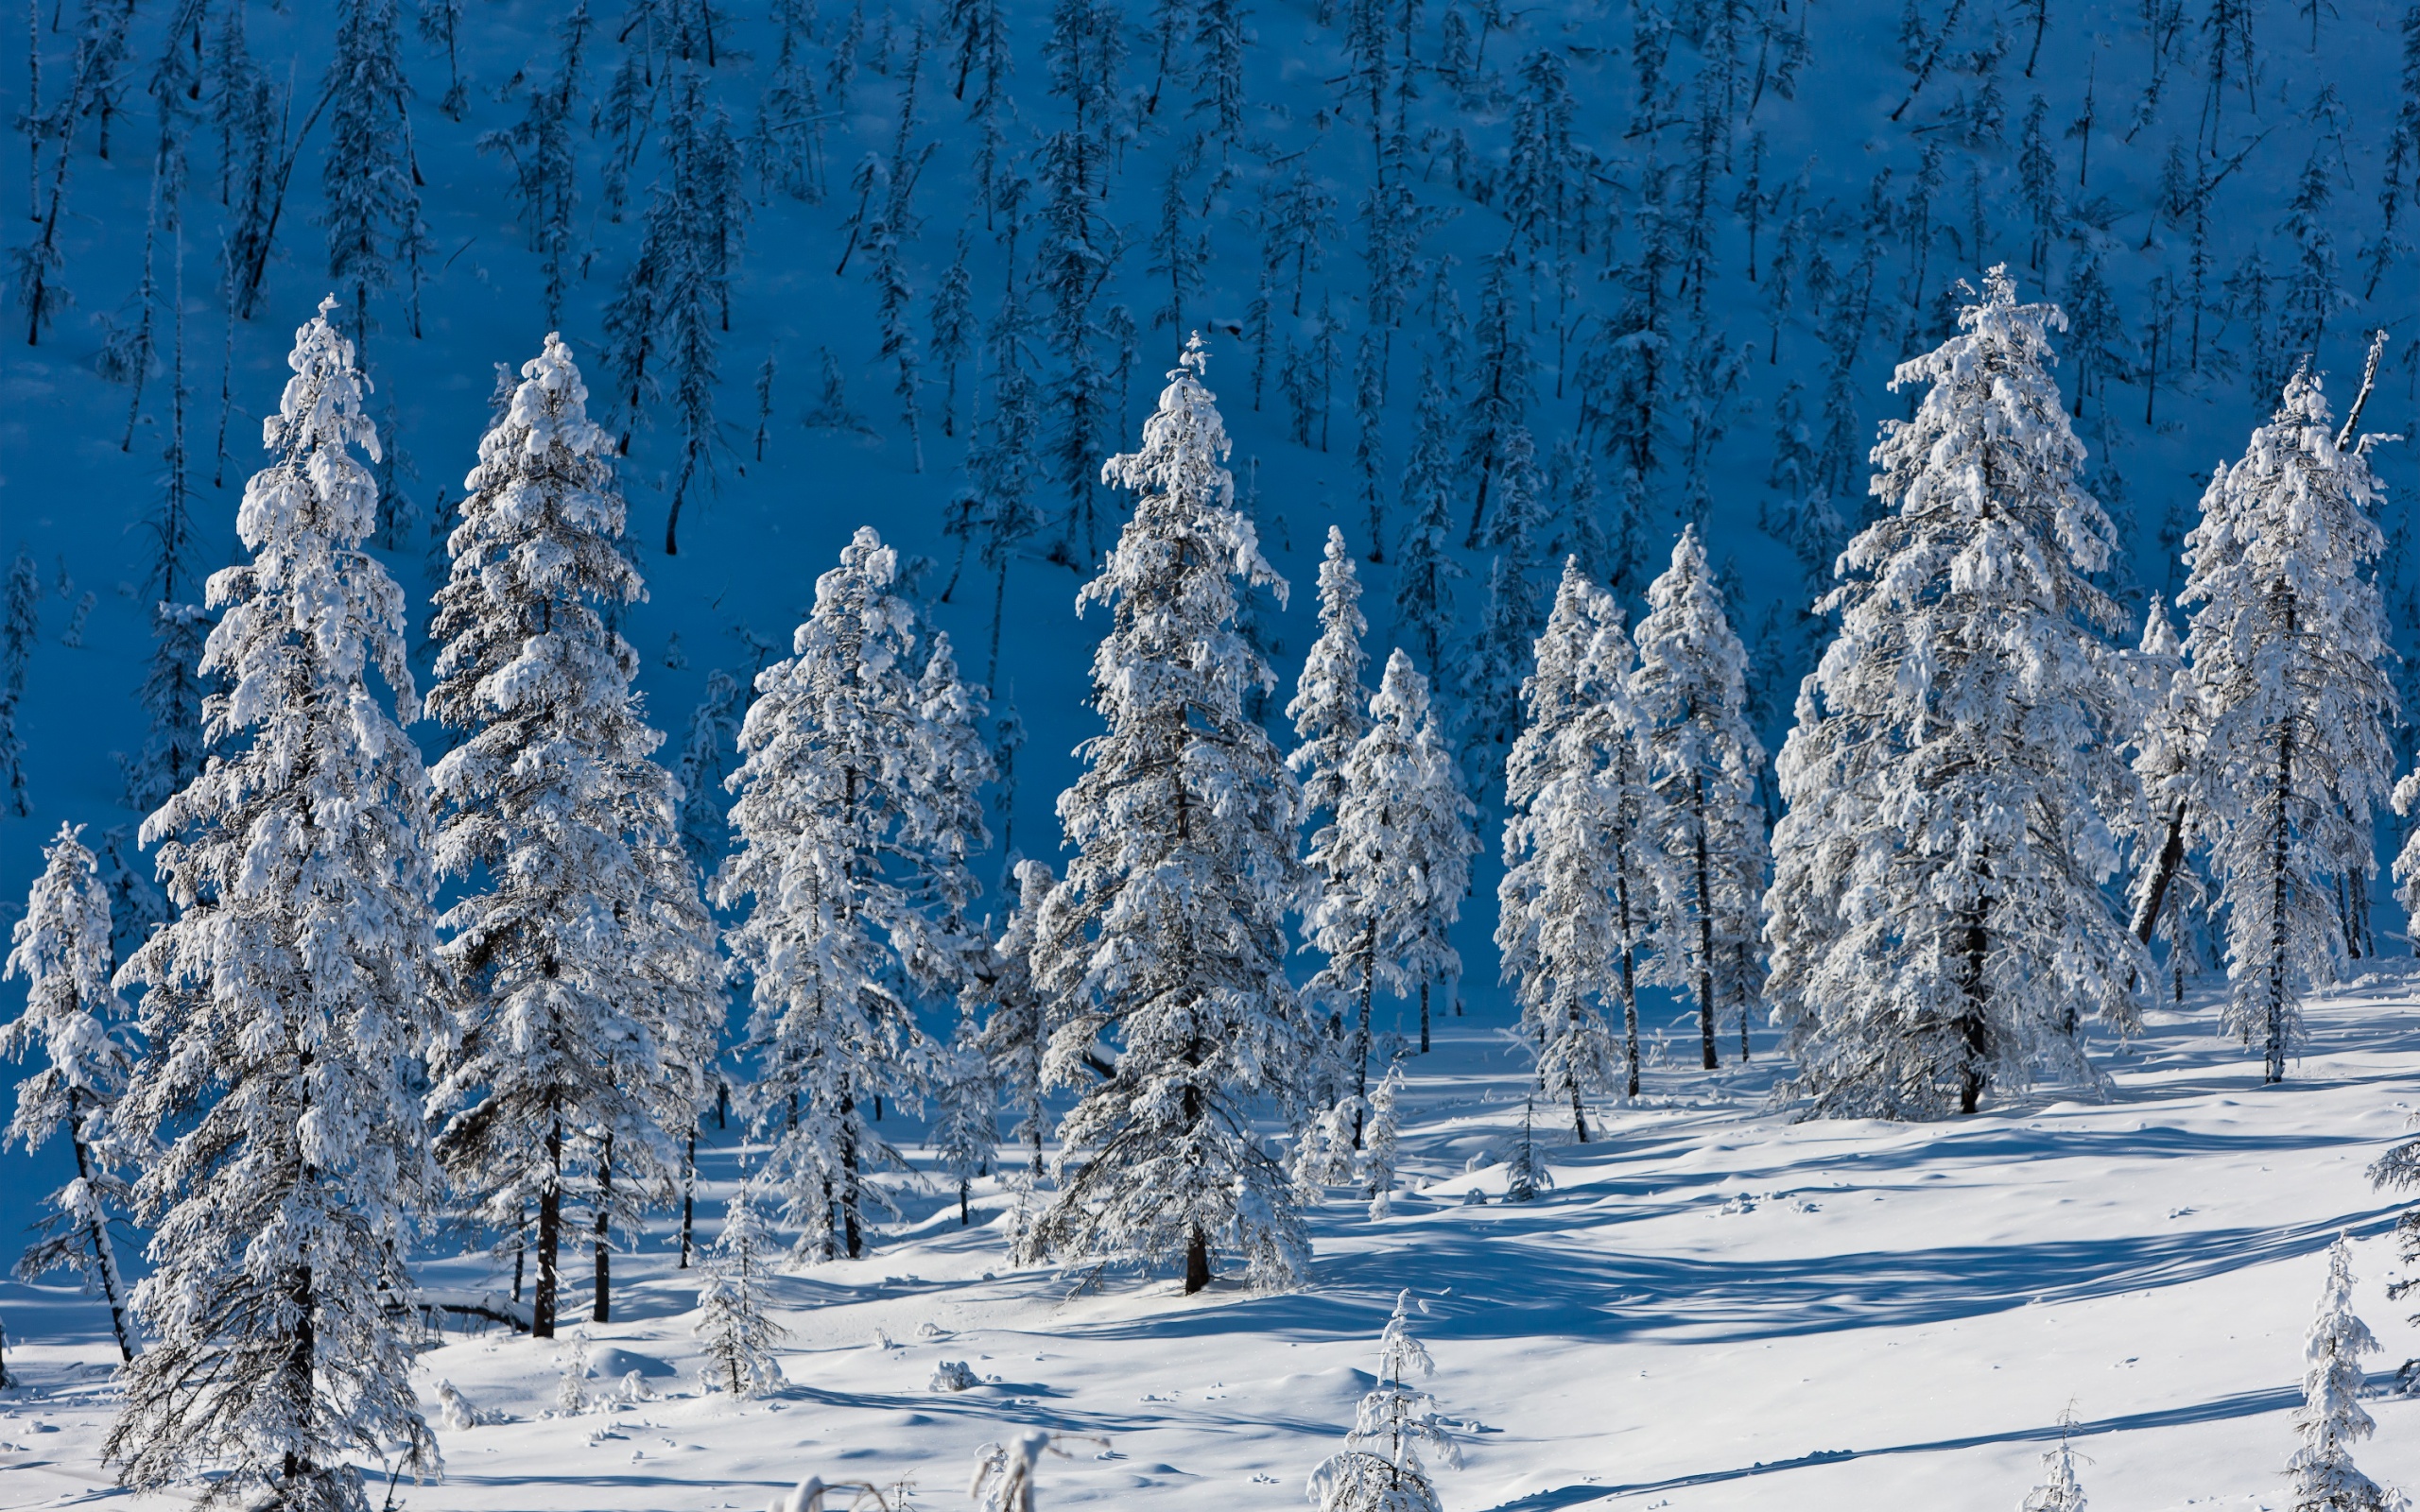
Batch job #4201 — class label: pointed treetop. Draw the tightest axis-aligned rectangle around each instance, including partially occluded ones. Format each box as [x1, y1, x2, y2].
[1182, 331, 1211, 376]
[2138, 593, 2181, 657]
[243, 294, 384, 553]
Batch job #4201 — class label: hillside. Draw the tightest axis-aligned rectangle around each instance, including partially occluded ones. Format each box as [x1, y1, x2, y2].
[10, 970, 2420, 1510]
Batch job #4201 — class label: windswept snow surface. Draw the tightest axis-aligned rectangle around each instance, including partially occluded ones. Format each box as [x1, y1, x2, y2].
[12, 973, 2420, 1509]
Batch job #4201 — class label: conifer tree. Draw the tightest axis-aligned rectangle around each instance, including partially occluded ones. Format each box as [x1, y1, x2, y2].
[1391, 371, 1463, 679]
[2286, 1238, 2400, 1512]
[2019, 1414, 2089, 1512]
[1025, 339, 1309, 1294]
[3, 824, 137, 1363]
[1498, 562, 1664, 1134]
[717, 527, 992, 1263]
[424, 335, 723, 1336]
[695, 1177, 788, 1400]
[0, 547, 37, 817]
[323, 0, 429, 346]
[674, 666, 746, 876]
[1458, 429, 1547, 803]
[108, 298, 440, 1512]
[2189, 358, 2396, 1083]
[1290, 528, 1374, 833]
[931, 1005, 997, 1225]
[1631, 525, 1767, 1072]
[479, 4, 589, 330]
[973, 858, 1053, 1188]
[1765, 269, 2143, 1120]
[1311, 649, 1477, 1100]
[1308, 1290, 1461, 1512]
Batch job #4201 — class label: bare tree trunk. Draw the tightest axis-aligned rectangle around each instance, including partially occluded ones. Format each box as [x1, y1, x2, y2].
[678, 1126, 697, 1269]
[592, 1135, 613, 1323]
[68, 1106, 132, 1361]
[533, 1124, 562, 1339]
[1351, 919, 1376, 1147]
[2130, 799, 2189, 944]
[2266, 722, 2293, 1084]
[1692, 773, 1719, 1070]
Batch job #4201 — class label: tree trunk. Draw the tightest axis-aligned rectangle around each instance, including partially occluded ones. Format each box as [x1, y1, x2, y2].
[1737, 942, 1752, 1060]
[2267, 721, 2294, 1084]
[840, 1086, 864, 1260]
[1184, 1226, 1210, 1294]
[1616, 864, 1640, 1099]
[1419, 979, 1430, 1055]
[1959, 898, 1989, 1115]
[1692, 772, 1719, 1070]
[959, 1177, 971, 1226]
[69, 1096, 132, 1362]
[678, 1127, 697, 1269]
[593, 1135, 613, 1324]
[282, 1258, 315, 1494]
[533, 1124, 562, 1339]
[1351, 919, 1377, 1148]
[2130, 799, 2189, 944]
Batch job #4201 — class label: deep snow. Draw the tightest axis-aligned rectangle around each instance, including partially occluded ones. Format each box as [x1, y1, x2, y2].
[11, 970, 2420, 1510]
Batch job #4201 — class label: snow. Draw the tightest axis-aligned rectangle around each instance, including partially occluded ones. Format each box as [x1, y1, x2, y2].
[2, 969, 2418, 1508]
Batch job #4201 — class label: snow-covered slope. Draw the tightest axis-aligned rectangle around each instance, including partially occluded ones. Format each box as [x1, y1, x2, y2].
[12, 970, 2420, 1510]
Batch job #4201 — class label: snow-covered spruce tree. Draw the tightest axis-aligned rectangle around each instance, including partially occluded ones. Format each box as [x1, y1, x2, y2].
[695, 1176, 789, 1400]
[1026, 338, 1311, 1295]
[1497, 560, 1668, 1133]
[972, 858, 1053, 1188]
[3, 824, 137, 1362]
[2286, 1238, 2401, 1512]
[323, 0, 429, 347]
[2126, 595, 2211, 1002]
[1764, 268, 2145, 1120]
[1307, 1289, 1461, 1512]
[1290, 527, 1374, 832]
[1392, 370, 1464, 680]
[1360, 1061, 1403, 1218]
[1631, 524, 1768, 1072]
[1309, 648, 1478, 1131]
[2186, 362, 2397, 1083]
[673, 666, 746, 876]
[2019, 1413, 2089, 1512]
[932, 1004, 997, 1226]
[424, 334, 722, 1337]
[1458, 432, 1548, 806]
[1291, 526, 1373, 1098]
[717, 526, 993, 1263]
[106, 297, 440, 1512]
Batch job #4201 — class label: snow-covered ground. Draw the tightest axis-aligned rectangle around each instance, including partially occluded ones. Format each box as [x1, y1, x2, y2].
[10, 970, 2420, 1512]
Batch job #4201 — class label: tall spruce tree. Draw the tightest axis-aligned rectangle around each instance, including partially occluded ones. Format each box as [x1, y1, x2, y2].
[424, 335, 723, 1336]
[717, 527, 992, 1263]
[3, 824, 138, 1363]
[107, 298, 440, 1512]
[2192, 358, 2397, 1082]
[1025, 339, 1310, 1294]
[1765, 268, 2144, 1120]
[1311, 649, 1477, 1096]
[1497, 561, 1670, 1132]
[1631, 525, 1767, 1072]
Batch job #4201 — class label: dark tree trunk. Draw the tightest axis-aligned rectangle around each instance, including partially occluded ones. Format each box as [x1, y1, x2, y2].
[1184, 1226, 1210, 1294]
[679, 1127, 697, 1269]
[533, 1124, 562, 1339]
[1692, 772, 1719, 1070]
[593, 1135, 613, 1323]
[2130, 799, 2189, 944]
[68, 1096, 131, 1362]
